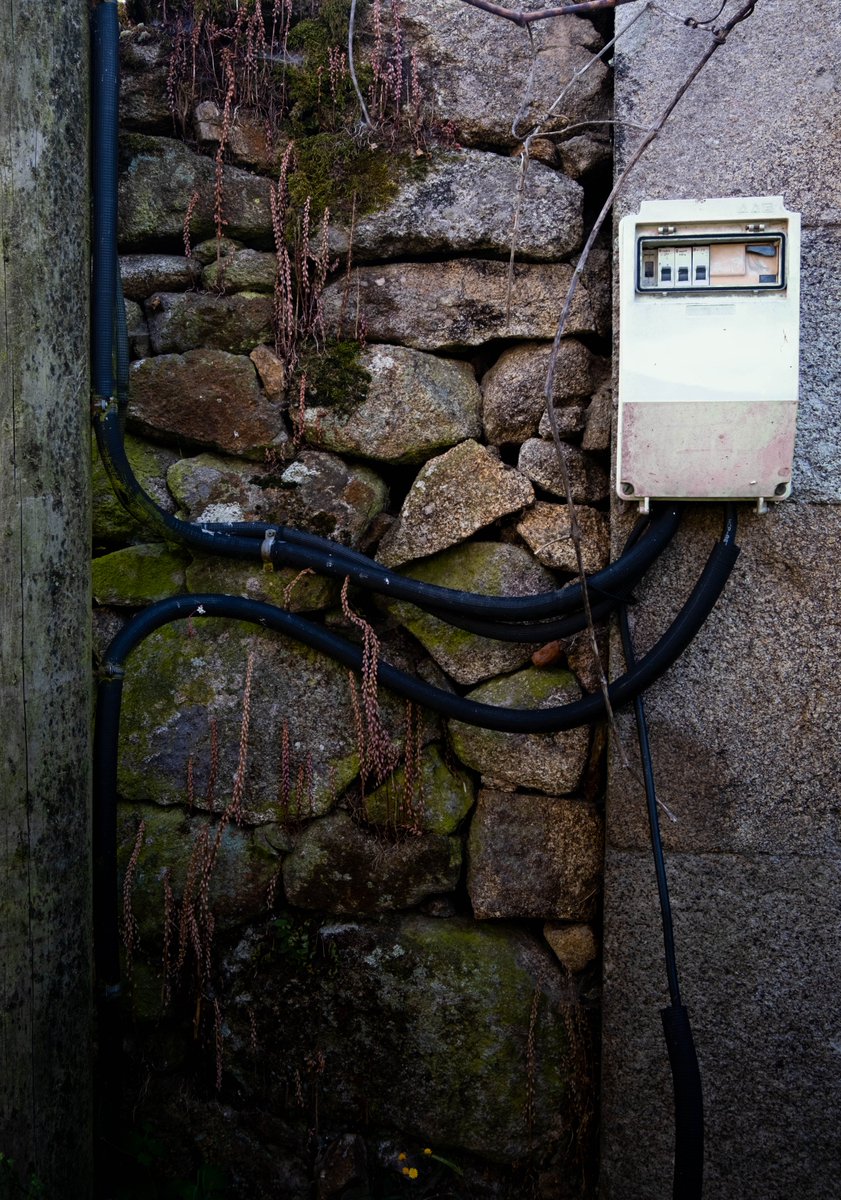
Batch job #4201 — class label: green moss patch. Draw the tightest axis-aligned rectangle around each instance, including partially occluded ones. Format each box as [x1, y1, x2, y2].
[92, 543, 188, 606]
[287, 1, 370, 135]
[288, 132, 399, 223]
[294, 338, 371, 413]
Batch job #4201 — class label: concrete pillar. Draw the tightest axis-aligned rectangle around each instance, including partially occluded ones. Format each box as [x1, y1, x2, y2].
[602, 3, 841, 1197]
[0, 2, 92, 1194]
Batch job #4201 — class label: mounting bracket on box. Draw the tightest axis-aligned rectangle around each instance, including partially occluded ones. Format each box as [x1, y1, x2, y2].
[616, 197, 801, 513]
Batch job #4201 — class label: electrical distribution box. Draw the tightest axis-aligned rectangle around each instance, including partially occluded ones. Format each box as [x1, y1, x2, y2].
[617, 197, 801, 511]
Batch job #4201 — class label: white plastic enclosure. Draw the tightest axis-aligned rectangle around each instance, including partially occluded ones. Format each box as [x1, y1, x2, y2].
[616, 197, 801, 511]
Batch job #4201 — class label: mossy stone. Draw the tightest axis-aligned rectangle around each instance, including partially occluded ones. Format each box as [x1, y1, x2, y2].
[364, 744, 474, 835]
[286, 0, 356, 60]
[146, 291, 274, 357]
[117, 620, 406, 819]
[191, 237, 243, 265]
[168, 447, 387, 548]
[281, 916, 576, 1159]
[117, 801, 287, 945]
[295, 339, 370, 414]
[166, 450, 265, 521]
[92, 543, 189, 606]
[298, 344, 481, 463]
[390, 542, 556, 686]
[467, 790, 603, 921]
[92, 432, 177, 543]
[281, 811, 462, 913]
[448, 666, 591, 795]
[286, 2, 370, 137]
[118, 136, 273, 249]
[201, 249, 276, 294]
[185, 555, 338, 612]
[288, 133, 399, 223]
[128, 349, 283, 460]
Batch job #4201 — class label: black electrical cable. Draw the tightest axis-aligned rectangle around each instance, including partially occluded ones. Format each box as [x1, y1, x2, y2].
[617, 509, 727, 1200]
[90, 6, 124, 1189]
[115, 264, 130, 411]
[619, 605, 682, 1009]
[94, 400, 684, 623]
[94, 508, 738, 1000]
[617, 630, 705, 1200]
[413, 590, 632, 643]
[92, 0, 684, 642]
[102, 516, 737, 733]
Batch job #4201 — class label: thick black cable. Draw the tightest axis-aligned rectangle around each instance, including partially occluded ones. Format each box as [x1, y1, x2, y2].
[90, 10, 125, 1185]
[94, 401, 683, 622]
[616, 508, 734, 1200]
[115, 262, 130, 411]
[661, 1005, 704, 1200]
[619, 604, 682, 1007]
[103, 524, 737, 734]
[416, 590, 631, 643]
[94, 512, 738, 999]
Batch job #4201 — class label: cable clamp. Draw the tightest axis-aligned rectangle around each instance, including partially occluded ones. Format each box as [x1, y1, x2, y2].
[96, 661, 126, 682]
[90, 394, 114, 417]
[261, 527, 279, 571]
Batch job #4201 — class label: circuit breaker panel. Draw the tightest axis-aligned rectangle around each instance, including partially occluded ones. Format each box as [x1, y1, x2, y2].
[617, 197, 801, 510]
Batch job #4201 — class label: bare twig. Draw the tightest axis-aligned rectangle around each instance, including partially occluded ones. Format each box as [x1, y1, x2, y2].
[541, 0, 758, 766]
[455, 0, 641, 26]
[510, 23, 539, 142]
[506, 146, 531, 324]
[505, 3, 650, 320]
[652, 0, 728, 27]
[541, 117, 654, 137]
[348, 0, 373, 128]
[544, 0, 759, 401]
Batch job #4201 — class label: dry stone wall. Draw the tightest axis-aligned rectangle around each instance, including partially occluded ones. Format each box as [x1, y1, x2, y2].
[98, 4, 614, 1196]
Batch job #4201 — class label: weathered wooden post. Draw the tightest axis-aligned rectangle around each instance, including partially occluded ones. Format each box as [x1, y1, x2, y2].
[0, 2, 92, 1195]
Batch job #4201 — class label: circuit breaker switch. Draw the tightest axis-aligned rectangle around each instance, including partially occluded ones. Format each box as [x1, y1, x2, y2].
[691, 245, 710, 287]
[657, 248, 675, 288]
[675, 247, 692, 285]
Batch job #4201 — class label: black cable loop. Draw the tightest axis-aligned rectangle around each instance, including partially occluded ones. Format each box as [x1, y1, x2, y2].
[94, 401, 684, 623]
